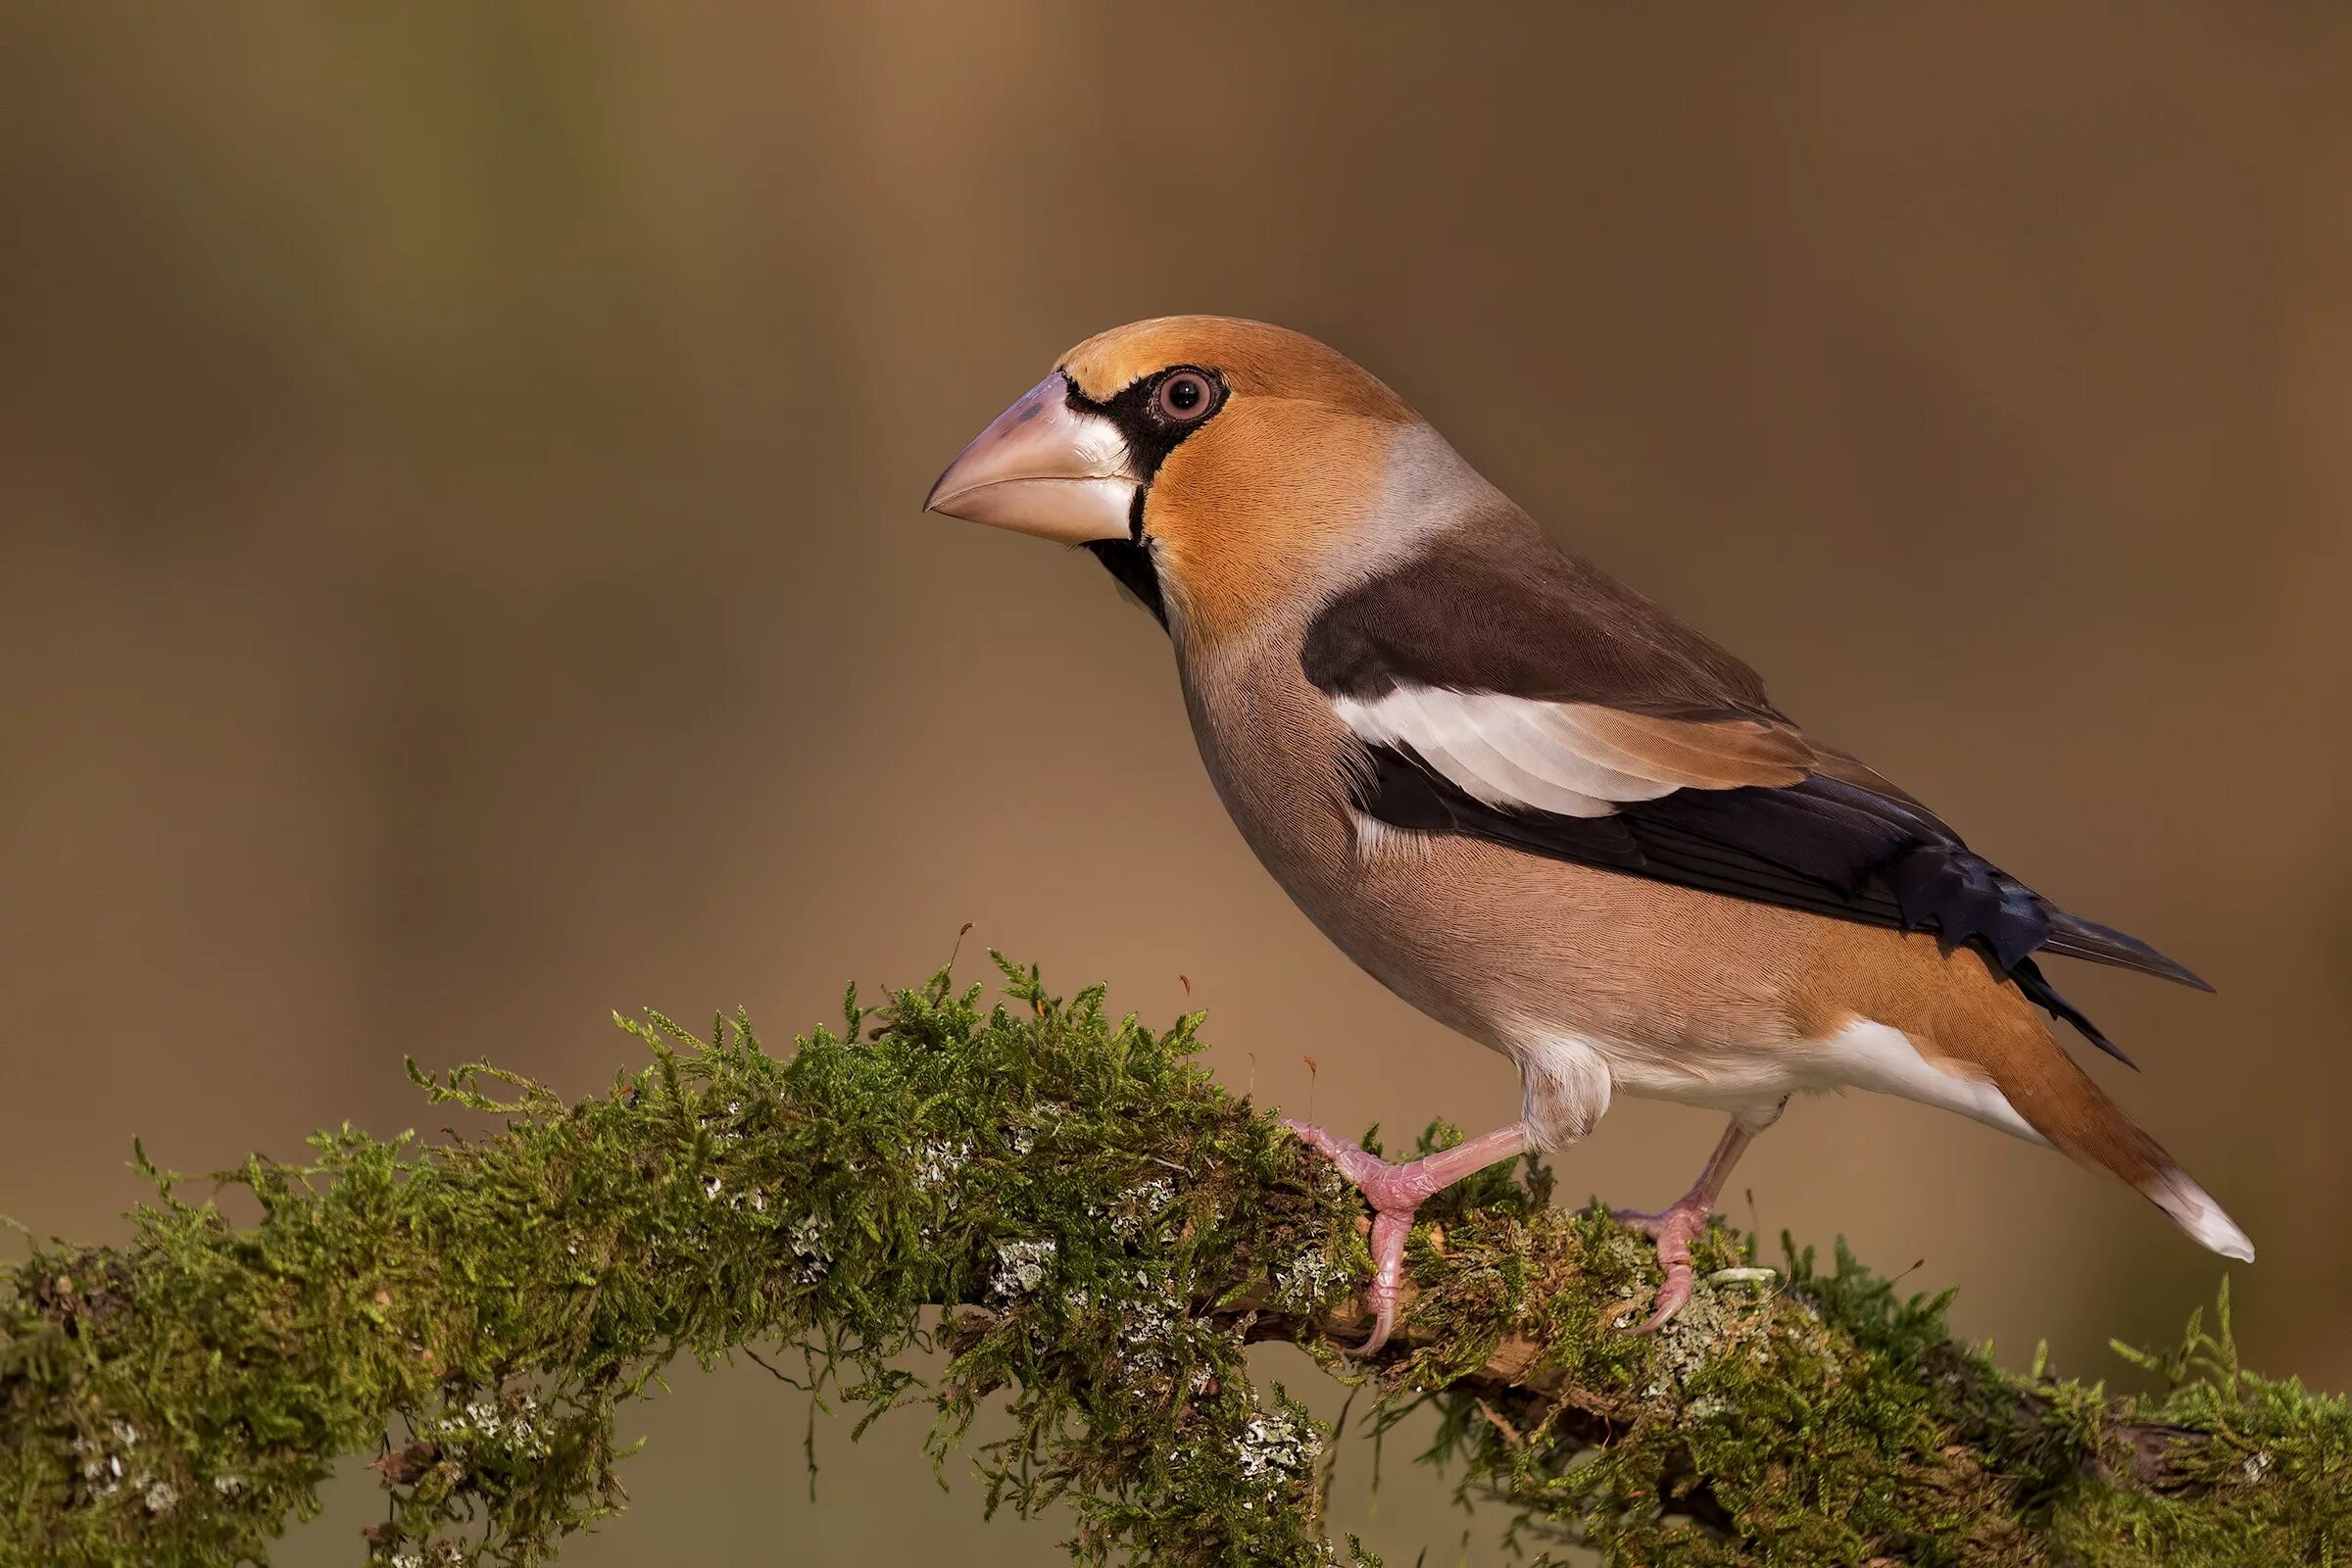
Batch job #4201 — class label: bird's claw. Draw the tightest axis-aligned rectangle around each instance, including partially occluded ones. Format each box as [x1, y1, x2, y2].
[1280, 1119, 1439, 1356]
[1611, 1198, 1711, 1334]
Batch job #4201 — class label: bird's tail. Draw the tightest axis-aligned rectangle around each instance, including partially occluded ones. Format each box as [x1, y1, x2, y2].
[1983, 1036, 2253, 1261]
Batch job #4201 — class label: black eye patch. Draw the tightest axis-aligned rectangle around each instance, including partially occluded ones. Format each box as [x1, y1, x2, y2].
[1062, 367, 1227, 483]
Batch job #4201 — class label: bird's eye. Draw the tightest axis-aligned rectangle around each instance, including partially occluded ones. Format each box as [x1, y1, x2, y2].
[1153, 368, 1217, 423]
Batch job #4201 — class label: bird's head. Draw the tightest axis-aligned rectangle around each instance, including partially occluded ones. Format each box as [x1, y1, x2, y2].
[924, 316, 1432, 644]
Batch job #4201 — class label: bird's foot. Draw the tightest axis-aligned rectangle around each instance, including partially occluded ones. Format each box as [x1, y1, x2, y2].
[1610, 1196, 1715, 1334]
[1278, 1121, 1449, 1356]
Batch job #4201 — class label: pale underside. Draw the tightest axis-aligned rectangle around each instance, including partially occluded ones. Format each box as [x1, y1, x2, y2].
[1527, 1013, 2043, 1142]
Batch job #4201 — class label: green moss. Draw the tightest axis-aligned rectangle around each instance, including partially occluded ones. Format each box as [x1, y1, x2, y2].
[1, 958, 2344, 1566]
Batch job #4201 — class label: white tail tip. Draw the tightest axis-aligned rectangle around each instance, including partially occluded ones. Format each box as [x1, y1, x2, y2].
[2145, 1168, 2256, 1262]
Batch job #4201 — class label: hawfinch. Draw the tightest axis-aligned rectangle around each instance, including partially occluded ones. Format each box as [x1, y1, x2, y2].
[925, 316, 2249, 1351]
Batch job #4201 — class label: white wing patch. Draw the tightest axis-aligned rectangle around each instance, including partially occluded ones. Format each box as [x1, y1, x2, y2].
[1333, 686, 1738, 819]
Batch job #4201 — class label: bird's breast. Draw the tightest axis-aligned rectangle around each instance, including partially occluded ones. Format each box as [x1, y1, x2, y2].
[1169, 631, 1845, 1066]
[1175, 638, 1362, 910]
[1173, 632, 1573, 1049]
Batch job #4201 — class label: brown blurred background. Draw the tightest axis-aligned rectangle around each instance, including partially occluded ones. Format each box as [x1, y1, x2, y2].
[4, 5, 2348, 1562]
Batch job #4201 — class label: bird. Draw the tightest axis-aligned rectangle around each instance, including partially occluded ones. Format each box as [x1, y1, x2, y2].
[923, 315, 2250, 1353]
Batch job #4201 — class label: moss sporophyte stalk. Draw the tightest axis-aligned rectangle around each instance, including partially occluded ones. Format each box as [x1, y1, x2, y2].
[3, 956, 2345, 1565]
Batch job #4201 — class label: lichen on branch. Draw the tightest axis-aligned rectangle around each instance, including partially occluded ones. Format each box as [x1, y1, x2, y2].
[2, 956, 2345, 1566]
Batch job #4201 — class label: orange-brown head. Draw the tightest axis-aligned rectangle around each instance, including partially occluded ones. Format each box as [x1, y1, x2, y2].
[924, 317, 1428, 647]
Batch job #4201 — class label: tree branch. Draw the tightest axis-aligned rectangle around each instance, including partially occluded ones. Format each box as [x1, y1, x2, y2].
[2, 957, 2344, 1566]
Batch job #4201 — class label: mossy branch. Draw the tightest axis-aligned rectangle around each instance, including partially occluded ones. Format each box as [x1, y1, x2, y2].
[3, 957, 2345, 1566]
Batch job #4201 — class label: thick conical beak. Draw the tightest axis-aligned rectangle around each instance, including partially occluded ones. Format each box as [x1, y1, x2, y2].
[923, 371, 1137, 543]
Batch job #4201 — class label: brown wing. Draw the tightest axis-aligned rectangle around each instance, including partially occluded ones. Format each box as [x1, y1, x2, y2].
[1302, 510, 2209, 1062]
[1301, 505, 1782, 720]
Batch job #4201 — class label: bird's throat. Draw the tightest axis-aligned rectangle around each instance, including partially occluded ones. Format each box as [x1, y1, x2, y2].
[1083, 537, 1167, 629]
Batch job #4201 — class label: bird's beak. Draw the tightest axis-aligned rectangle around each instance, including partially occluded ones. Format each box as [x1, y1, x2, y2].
[923, 371, 1137, 544]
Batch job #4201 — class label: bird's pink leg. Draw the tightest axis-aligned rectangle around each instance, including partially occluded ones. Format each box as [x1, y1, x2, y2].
[1280, 1120, 1527, 1354]
[1612, 1117, 1759, 1334]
